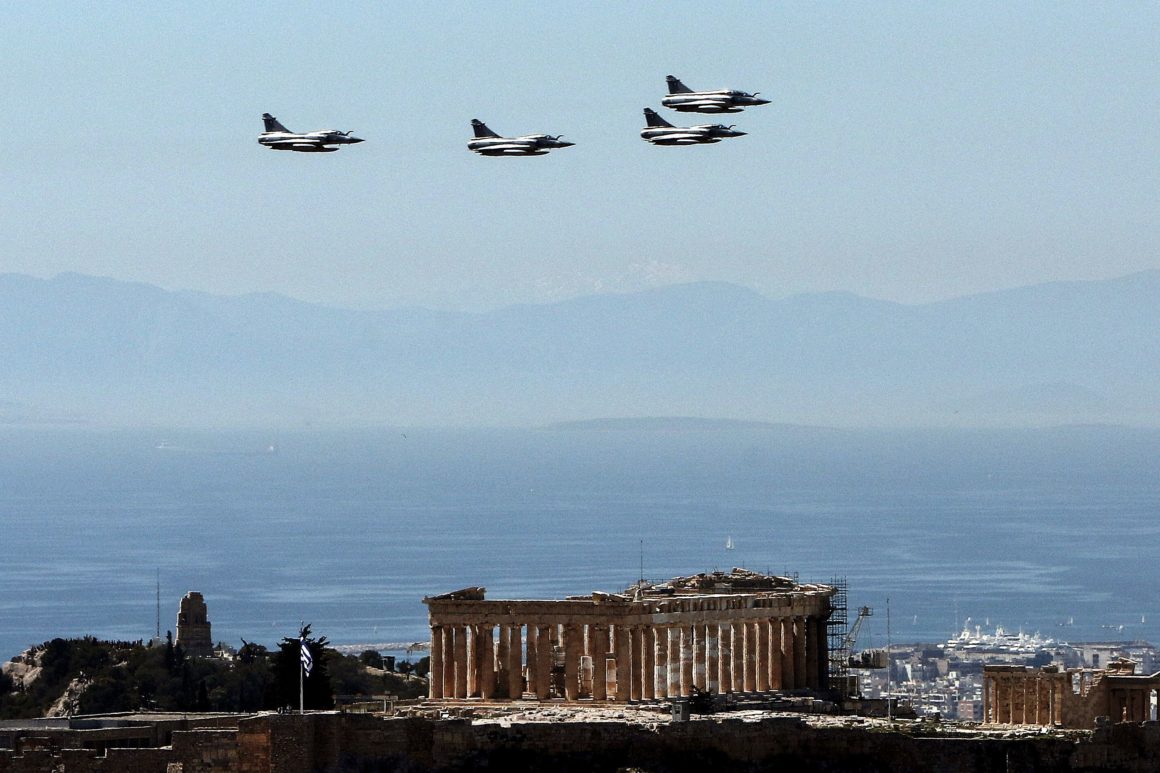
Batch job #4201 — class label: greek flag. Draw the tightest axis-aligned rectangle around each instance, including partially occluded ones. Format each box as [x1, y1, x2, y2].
[300, 638, 314, 676]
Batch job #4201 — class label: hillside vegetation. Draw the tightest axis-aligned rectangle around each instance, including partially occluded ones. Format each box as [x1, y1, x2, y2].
[0, 634, 426, 719]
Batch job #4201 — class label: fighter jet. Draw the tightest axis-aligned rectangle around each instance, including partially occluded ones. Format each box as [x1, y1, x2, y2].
[660, 75, 770, 114]
[467, 119, 574, 156]
[640, 108, 746, 145]
[258, 114, 364, 152]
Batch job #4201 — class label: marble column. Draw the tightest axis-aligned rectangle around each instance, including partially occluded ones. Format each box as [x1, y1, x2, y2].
[627, 626, 642, 701]
[768, 619, 783, 690]
[536, 625, 553, 699]
[694, 624, 707, 690]
[640, 626, 655, 700]
[1034, 676, 1045, 725]
[730, 622, 745, 692]
[742, 622, 756, 692]
[653, 627, 668, 699]
[508, 624, 524, 699]
[453, 624, 468, 698]
[466, 625, 479, 697]
[668, 626, 681, 697]
[755, 621, 769, 692]
[780, 618, 795, 690]
[793, 617, 807, 693]
[441, 626, 456, 699]
[680, 626, 694, 696]
[706, 624, 719, 694]
[495, 625, 510, 699]
[590, 624, 608, 701]
[476, 625, 494, 699]
[717, 623, 732, 693]
[805, 618, 818, 690]
[1047, 677, 1056, 726]
[614, 625, 631, 701]
[1007, 676, 1016, 724]
[997, 676, 1007, 723]
[429, 626, 445, 699]
[564, 624, 582, 701]
[525, 625, 539, 698]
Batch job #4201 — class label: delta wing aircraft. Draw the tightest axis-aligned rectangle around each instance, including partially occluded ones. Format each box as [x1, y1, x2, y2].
[640, 108, 746, 145]
[258, 114, 364, 152]
[661, 75, 770, 113]
[467, 119, 574, 156]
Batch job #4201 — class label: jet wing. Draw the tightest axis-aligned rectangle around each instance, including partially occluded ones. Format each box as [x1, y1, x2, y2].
[265, 138, 325, 147]
[685, 100, 732, 111]
[650, 133, 710, 145]
[476, 143, 535, 154]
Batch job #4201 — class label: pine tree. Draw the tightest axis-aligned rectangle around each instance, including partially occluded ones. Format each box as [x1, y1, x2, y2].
[268, 624, 333, 710]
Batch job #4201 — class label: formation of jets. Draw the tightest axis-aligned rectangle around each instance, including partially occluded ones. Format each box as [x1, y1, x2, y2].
[258, 75, 767, 155]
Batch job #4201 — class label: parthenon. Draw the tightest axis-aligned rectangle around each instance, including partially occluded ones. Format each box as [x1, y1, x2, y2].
[423, 569, 835, 702]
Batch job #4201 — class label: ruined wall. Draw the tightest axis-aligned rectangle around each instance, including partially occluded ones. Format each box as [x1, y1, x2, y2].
[170, 730, 238, 773]
[5, 713, 1160, 772]
[199, 714, 1149, 773]
[0, 746, 175, 773]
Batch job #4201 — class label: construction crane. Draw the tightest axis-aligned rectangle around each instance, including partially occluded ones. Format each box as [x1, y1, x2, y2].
[846, 607, 887, 668]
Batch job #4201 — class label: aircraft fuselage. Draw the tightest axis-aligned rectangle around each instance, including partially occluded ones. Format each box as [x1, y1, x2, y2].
[467, 123, 574, 156]
[258, 115, 364, 152]
[662, 76, 770, 114]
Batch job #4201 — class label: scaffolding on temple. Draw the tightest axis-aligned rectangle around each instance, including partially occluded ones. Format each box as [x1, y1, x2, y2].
[827, 576, 850, 694]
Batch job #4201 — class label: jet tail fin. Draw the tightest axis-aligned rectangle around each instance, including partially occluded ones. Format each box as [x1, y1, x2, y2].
[643, 108, 673, 128]
[262, 113, 290, 132]
[666, 75, 693, 94]
[471, 119, 500, 138]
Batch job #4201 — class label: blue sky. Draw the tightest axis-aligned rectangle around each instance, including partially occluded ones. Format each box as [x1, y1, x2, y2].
[2, 2, 1156, 310]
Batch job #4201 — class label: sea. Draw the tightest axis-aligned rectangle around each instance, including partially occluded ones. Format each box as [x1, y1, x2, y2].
[2, 423, 1159, 662]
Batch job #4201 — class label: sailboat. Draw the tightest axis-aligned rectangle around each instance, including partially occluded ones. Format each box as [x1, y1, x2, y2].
[725, 536, 735, 551]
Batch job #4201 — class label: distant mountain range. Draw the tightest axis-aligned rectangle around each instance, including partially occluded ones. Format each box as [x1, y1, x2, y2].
[1, 271, 1157, 427]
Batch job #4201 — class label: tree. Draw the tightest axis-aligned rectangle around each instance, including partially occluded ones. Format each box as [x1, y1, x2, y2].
[268, 624, 333, 710]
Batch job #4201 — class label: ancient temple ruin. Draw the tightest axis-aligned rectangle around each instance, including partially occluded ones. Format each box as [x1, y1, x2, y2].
[175, 591, 213, 657]
[423, 569, 835, 702]
[984, 660, 1160, 727]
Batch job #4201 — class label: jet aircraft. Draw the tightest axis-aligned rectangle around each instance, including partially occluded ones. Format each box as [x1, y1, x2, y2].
[660, 75, 770, 114]
[258, 114, 364, 152]
[640, 108, 746, 145]
[467, 119, 574, 156]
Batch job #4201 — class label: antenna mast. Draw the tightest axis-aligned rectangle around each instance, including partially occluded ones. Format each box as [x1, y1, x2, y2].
[155, 569, 160, 640]
[886, 596, 893, 723]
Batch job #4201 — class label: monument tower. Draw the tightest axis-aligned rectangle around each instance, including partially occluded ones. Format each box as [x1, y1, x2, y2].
[175, 591, 213, 657]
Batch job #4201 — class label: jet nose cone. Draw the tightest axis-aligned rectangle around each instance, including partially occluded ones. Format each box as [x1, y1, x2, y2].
[558, 141, 575, 148]
[753, 98, 771, 106]
[731, 130, 747, 137]
[349, 137, 364, 143]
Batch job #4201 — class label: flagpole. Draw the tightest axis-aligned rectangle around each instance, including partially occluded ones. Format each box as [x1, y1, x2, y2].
[298, 627, 314, 713]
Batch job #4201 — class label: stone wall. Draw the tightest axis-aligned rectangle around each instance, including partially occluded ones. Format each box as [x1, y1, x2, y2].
[6, 712, 1160, 772]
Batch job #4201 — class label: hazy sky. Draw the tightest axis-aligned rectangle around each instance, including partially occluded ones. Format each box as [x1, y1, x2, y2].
[2, 2, 1157, 311]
